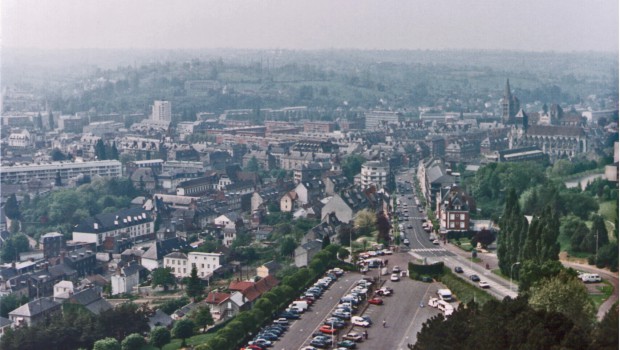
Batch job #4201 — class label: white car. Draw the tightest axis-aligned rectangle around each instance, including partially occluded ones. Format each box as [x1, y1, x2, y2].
[390, 273, 400, 282]
[351, 316, 370, 327]
[479, 281, 490, 289]
[403, 238, 410, 246]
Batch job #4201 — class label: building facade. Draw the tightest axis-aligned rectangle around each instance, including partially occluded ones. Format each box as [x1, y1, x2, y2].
[1, 160, 122, 185]
[152, 100, 171, 122]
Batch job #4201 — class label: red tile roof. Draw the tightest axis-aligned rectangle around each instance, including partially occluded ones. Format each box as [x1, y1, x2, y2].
[205, 291, 231, 305]
[228, 275, 279, 302]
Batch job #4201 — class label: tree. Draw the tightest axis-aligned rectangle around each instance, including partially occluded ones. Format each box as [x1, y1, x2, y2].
[151, 267, 176, 291]
[354, 209, 376, 236]
[471, 229, 495, 249]
[121, 333, 145, 350]
[337, 225, 354, 247]
[109, 142, 119, 160]
[245, 156, 259, 172]
[0, 294, 28, 318]
[341, 154, 365, 182]
[590, 303, 619, 349]
[95, 139, 107, 160]
[1, 235, 30, 263]
[50, 148, 67, 161]
[186, 265, 204, 300]
[97, 303, 150, 341]
[375, 212, 391, 245]
[529, 270, 595, 330]
[498, 188, 528, 276]
[322, 235, 331, 249]
[280, 236, 297, 257]
[337, 247, 350, 260]
[4, 194, 20, 220]
[518, 260, 563, 292]
[93, 337, 121, 350]
[172, 318, 195, 347]
[191, 306, 214, 332]
[150, 327, 171, 350]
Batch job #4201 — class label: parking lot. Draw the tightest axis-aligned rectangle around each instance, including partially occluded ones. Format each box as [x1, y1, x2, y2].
[267, 250, 449, 350]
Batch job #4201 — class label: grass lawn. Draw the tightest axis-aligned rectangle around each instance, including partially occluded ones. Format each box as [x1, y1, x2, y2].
[451, 238, 473, 252]
[598, 200, 618, 223]
[589, 281, 614, 310]
[438, 270, 494, 306]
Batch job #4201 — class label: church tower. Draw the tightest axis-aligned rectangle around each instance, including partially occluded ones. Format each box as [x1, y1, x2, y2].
[502, 79, 520, 124]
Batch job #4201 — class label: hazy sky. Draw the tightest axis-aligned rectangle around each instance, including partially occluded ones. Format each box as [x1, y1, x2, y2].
[2, 0, 618, 52]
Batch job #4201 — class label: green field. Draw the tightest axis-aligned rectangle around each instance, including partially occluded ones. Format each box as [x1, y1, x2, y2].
[140, 332, 215, 350]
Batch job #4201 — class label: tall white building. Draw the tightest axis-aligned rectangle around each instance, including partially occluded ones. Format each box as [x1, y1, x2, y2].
[360, 161, 389, 189]
[152, 100, 171, 121]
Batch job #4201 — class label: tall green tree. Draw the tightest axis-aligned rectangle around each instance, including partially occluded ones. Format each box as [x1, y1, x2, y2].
[172, 319, 195, 347]
[95, 139, 107, 160]
[151, 267, 176, 291]
[191, 306, 214, 332]
[341, 154, 365, 182]
[4, 194, 20, 220]
[109, 142, 119, 160]
[498, 188, 528, 276]
[375, 212, 391, 246]
[280, 236, 297, 257]
[149, 327, 170, 350]
[354, 209, 376, 236]
[186, 265, 204, 300]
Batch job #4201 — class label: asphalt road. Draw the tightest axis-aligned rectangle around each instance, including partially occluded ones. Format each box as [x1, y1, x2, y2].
[270, 271, 361, 350]
[397, 171, 519, 300]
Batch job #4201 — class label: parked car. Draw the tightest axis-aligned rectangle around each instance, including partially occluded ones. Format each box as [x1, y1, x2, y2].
[310, 338, 329, 349]
[368, 297, 383, 305]
[403, 238, 410, 246]
[351, 316, 370, 327]
[469, 274, 480, 282]
[454, 266, 464, 273]
[319, 325, 338, 334]
[342, 332, 363, 342]
[273, 318, 289, 325]
[337, 340, 357, 349]
[479, 281, 490, 289]
[392, 266, 401, 273]
[390, 273, 400, 282]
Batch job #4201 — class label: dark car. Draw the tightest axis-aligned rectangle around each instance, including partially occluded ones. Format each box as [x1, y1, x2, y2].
[279, 312, 300, 319]
[454, 266, 464, 273]
[310, 339, 329, 349]
[337, 340, 357, 349]
[469, 274, 480, 282]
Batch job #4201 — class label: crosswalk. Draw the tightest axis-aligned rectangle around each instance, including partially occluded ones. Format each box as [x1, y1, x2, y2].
[410, 248, 446, 252]
[408, 249, 456, 257]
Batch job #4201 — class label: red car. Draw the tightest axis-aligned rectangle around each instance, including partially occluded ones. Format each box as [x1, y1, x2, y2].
[368, 297, 384, 305]
[319, 325, 339, 334]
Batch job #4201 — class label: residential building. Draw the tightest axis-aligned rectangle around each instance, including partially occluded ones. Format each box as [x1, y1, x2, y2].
[152, 100, 171, 122]
[303, 121, 336, 133]
[110, 261, 141, 295]
[1, 160, 122, 185]
[72, 208, 154, 246]
[360, 161, 389, 190]
[294, 240, 323, 267]
[437, 185, 474, 232]
[256, 260, 282, 278]
[164, 251, 223, 279]
[8, 297, 61, 327]
[365, 111, 400, 130]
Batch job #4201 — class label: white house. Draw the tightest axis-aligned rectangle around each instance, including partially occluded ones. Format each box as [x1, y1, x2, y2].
[214, 213, 240, 229]
[110, 262, 141, 295]
[164, 251, 223, 279]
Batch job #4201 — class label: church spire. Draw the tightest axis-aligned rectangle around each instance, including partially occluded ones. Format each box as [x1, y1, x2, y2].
[504, 78, 512, 99]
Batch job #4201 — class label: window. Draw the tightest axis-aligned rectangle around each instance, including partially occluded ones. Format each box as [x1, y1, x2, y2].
[461, 214, 466, 220]
[449, 214, 455, 220]
[449, 222, 455, 228]
[460, 222, 465, 229]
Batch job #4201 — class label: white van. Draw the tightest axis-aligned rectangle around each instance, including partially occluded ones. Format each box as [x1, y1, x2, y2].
[290, 300, 309, 311]
[437, 289, 453, 302]
[581, 274, 602, 283]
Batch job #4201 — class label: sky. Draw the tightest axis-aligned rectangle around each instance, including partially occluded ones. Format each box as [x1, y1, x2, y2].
[1, 0, 618, 52]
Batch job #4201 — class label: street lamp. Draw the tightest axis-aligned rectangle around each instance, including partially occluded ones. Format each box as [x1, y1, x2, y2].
[510, 262, 521, 293]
